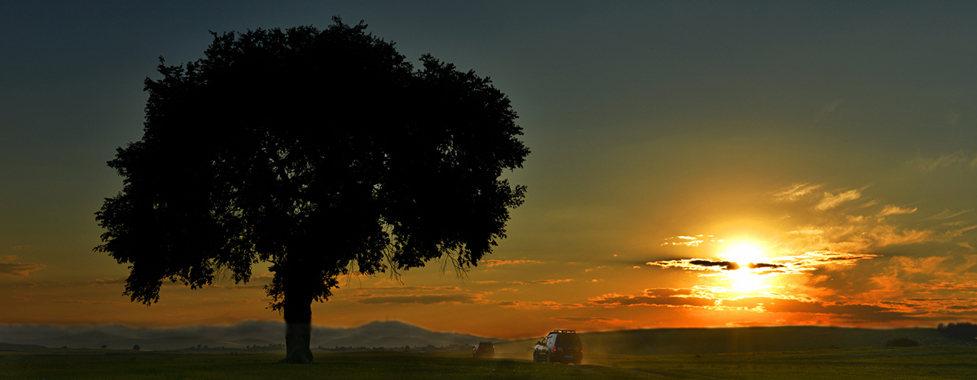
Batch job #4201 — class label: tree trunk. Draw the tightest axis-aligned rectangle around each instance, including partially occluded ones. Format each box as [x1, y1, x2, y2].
[280, 284, 314, 363]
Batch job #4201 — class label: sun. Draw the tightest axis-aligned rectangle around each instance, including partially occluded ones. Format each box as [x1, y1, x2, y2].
[719, 243, 768, 293]
[721, 243, 765, 266]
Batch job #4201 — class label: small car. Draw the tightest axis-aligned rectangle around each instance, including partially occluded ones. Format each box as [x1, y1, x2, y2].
[532, 329, 582, 364]
[472, 341, 495, 358]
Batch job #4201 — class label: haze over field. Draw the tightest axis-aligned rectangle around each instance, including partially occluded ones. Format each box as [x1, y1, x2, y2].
[3, 1, 977, 339]
[0, 320, 492, 351]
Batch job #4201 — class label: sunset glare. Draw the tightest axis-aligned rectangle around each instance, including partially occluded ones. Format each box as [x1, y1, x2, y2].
[720, 243, 766, 268]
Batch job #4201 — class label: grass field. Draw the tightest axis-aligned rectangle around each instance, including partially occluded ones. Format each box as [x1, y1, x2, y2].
[2, 346, 975, 379]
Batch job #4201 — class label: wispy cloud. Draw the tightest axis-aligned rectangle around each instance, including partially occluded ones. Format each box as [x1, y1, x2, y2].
[589, 291, 716, 308]
[509, 279, 574, 285]
[357, 294, 477, 305]
[552, 316, 633, 324]
[481, 259, 542, 268]
[772, 183, 823, 202]
[815, 189, 861, 210]
[945, 225, 977, 239]
[87, 278, 126, 286]
[878, 205, 917, 217]
[494, 300, 584, 310]
[814, 100, 842, 122]
[661, 235, 721, 247]
[0, 256, 44, 277]
[909, 151, 977, 171]
[924, 209, 972, 220]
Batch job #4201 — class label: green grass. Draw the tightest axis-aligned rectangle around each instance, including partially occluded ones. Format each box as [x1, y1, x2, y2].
[0, 349, 641, 380]
[2, 346, 975, 379]
[588, 346, 977, 379]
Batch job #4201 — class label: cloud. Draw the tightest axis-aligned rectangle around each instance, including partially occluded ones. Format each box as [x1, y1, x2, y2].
[787, 251, 880, 271]
[647, 182, 977, 324]
[815, 189, 861, 210]
[494, 300, 584, 310]
[644, 288, 693, 297]
[509, 279, 574, 285]
[749, 263, 787, 270]
[814, 100, 842, 121]
[588, 289, 908, 323]
[552, 316, 633, 324]
[648, 251, 876, 275]
[589, 293, 716, 308]
[481, 259, 542, 268]
[878, 205, 917, 217]
[690, 260, 740, 270]
[924, 209, 972, 220]
[719, 297, 906, 321]
[0, 256, 44, 277]
[871, 226, 932, 246]
[50, 299, 124, 305]
[945, 225, 977, 239]
[909, 151, 976, 171]
[772, 183, 823, 202]
[87, 278, 126, 286]
[349, 286, 463, 299]
[661, 235, 720, 247]
[357, 294, 476, 305]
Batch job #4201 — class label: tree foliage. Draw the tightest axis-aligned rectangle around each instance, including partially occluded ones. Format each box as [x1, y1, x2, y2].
[95, 18, 529, 314]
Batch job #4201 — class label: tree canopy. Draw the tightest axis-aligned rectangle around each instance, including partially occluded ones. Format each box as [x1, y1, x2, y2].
[95, 18, 529, 363]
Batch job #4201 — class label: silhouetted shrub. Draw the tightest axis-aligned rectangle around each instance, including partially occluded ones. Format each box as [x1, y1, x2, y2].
[885, 338, 919, 347]
[133, 345, 140, 351]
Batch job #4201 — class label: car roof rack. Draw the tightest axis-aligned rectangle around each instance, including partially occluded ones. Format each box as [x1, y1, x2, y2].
[549, 329, 576, 334]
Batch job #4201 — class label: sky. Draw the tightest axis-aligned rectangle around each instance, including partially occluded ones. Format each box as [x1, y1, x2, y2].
[2, 1, 977, 339]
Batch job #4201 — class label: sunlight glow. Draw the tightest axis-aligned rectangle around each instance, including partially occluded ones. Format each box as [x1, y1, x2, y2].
[720, 243, 768, 293]
[721, 243, 765, 266]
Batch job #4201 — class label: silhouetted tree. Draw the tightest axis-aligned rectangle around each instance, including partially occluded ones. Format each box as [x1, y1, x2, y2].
[133, 344, 141, 351]
[95, 18, 529, 364]
[937, 322, 977, 341]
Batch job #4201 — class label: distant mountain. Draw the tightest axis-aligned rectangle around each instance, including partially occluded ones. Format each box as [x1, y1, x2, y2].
[309, 321, 492, 348]
[0, 320, 498, 350]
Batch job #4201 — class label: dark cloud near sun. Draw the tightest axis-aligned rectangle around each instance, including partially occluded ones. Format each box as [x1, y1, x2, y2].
[689, 260, 740, 270]
[648, 251, 871, 274]
[748, 263, 786, 270]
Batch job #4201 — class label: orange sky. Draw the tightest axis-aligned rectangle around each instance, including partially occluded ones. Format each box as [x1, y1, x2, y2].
[3, 2, 977, 339]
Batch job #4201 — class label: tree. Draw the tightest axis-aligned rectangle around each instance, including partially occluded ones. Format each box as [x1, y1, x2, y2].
[95, 18, 529, 364]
